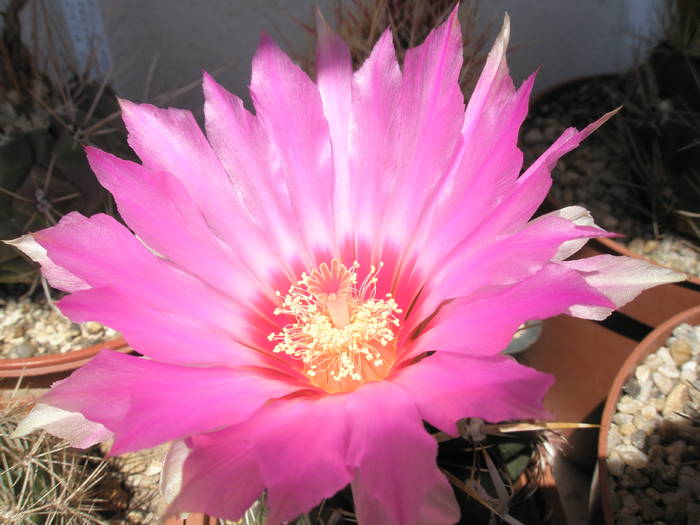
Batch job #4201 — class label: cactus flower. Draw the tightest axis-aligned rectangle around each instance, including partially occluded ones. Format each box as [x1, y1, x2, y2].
[10, 9, 683, 525]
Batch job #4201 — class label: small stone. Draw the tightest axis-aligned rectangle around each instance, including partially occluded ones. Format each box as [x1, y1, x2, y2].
[678, 466, 700, 491]
[652, 371, 674, 395]
[641, 404, 657, 418]
[681, 360, 697, 382]
[687, 502, 700, 525]
[621, 492, 640, 512]
[623, 377, 641, 397]
[608, 428, 623, 449]
[630, 430, 646, 449]
[658, 364, 679, 378]
[635, 364, 651, 383]
[608, 450, 625, 476]
[660, 463, 679, 484]
[633, 413, 656, 434]
[669, 339, 692, 364]
[657, 347, 676, 367]
[83, 321, 103, 334]
[662, 383, 689, 418]
[628, 238, 645, 254]
[666, 439, 687, 459]
[640, 499, 663, 521]
[614, 413, 634, 425]
[645, 353, 664, 371]
[617, 445, 649, 469]
[7, 341, 36, 359]
[643, 239, 659, 253]
[618, 395, 644, 414]
[620, 422, 637, 436]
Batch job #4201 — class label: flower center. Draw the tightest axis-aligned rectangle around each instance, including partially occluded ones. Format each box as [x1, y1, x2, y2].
[269, 259, 402, 393]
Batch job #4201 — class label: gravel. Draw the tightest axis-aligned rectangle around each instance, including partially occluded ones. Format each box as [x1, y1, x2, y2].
[606, 323, 700, 524]
[522, 80, 700, 280]
[0, 295, 119, 359]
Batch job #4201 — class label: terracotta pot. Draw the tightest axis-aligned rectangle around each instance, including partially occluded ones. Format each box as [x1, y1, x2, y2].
[0, 336, 131, 388]
[595, 305, 700, 525]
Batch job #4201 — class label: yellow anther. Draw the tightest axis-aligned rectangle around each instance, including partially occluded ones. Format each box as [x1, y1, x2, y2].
[269, 259, 401, 393]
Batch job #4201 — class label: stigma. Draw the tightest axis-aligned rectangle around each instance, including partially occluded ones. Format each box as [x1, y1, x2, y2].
[269, 259, 402, 393]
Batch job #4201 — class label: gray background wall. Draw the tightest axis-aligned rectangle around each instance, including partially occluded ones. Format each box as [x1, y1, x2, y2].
[93, 0, 662, 111]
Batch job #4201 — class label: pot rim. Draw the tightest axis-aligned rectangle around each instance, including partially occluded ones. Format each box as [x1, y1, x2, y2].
[0, 336, 130, 377]
[597, 305, 700, 524]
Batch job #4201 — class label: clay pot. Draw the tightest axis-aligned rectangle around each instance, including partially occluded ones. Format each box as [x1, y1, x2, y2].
[0, 336, 131, 388]
[594, 305, 700, 525]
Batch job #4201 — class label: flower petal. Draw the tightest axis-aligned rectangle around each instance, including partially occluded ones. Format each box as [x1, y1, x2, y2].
[85, 147, 274, 305]
[405, 262, 613, 360]
[406, 214, 612, 335]
[250, 35, 335, 261]
[168, 429, 264, 521]
[160, 440, 190, 504]
[119, 99, 269, 262]
[57, 287, 285, 369]
[315, 11, 354, 241]
[4, 234, 89, 292]
[12, 403, 113, 448]
[169, 394, 351, 523]
[33, 212, 280, 365]
[393, 353, 553, 435]
[201, 73, 305, 281]
[547, 206, 606, 260]
[561, 255, 686, 320]
[253, 397, 352, 524]
[346, 381, 460, 525]
[40, 350, 298, 455]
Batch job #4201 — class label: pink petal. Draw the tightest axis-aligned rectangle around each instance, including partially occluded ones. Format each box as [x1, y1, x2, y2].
[415, 16, 530, 269]
[477, 108, 620, 242]
[250, 35, 335, 262]
[57, 288, 289, 370]
[119, 99, 268, 263]
[169, 395, 351, 523]
[201, 73, 305, 280]
[560, 255, 685, 320]
[348, 29, 401, 253]
[392, 352, 554, 435]
[4, 234, 89, 292]
[406, 214, 612, 335]
[40, 350, 298, 455]
[168, 429, 264, 521]
[85, 147, 274, 305]
[346, 381, 459, 525]
[12, 404, 113, 448]
[546, 206, 606, 260]
[380, 6, 465, 249]
[34, 213, 276, 363]
[160, 440, 190, 504]
[404, 262, 613, 360]
[315, 11, 353, 240]
[252, 397, 352, 524]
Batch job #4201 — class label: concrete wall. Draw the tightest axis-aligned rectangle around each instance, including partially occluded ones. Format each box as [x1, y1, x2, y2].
[97, 0, 663, 110]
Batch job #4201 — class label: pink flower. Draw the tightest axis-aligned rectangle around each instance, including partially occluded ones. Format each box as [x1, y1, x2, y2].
[10, 10, 682, 525]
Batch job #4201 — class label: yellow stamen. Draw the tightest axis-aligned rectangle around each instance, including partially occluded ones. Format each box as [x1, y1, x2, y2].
[269, 259, 402, 393]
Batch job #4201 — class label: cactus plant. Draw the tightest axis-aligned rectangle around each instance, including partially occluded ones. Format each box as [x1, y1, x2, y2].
[0, 393, 116, 524]
[0, 0, 129, 287]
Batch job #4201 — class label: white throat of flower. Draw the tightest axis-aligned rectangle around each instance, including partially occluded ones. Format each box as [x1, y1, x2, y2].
[269, 259, 402, 393]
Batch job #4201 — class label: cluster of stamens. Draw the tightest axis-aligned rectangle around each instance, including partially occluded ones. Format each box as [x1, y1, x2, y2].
[268, 259, 402, 393]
